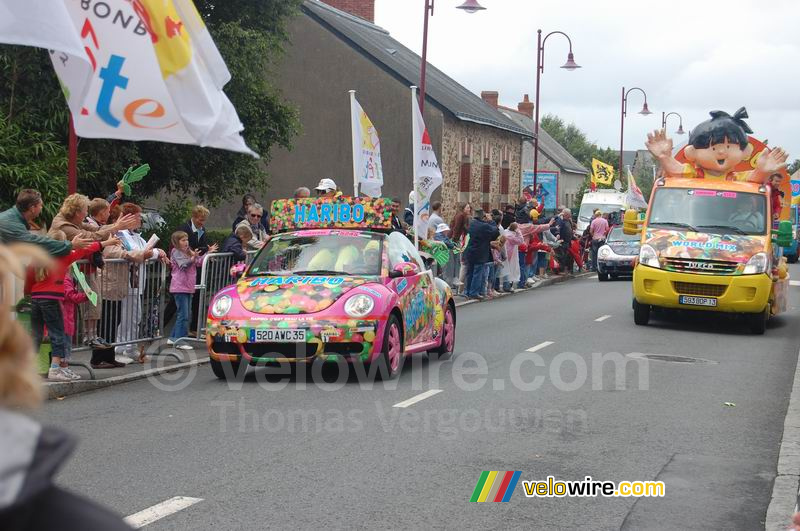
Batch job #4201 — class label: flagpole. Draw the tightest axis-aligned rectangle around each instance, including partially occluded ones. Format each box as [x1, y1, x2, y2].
[411, 86, 420, 251]
[349, 90, 359, 197]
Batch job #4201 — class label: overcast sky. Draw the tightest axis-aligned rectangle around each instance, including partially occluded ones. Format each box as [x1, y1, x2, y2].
[374, 0, 799, 162]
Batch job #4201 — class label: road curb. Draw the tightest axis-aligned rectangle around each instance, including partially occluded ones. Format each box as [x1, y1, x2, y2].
[454, 271, 594, 308]
[766, 345, 800, 529]
[45, 357, 210, 400]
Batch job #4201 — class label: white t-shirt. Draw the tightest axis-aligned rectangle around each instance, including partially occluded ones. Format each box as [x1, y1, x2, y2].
[427, 212, 444, 236]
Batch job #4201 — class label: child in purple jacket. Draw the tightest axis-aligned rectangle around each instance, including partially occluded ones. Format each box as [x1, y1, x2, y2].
[169, 231, 217, 348]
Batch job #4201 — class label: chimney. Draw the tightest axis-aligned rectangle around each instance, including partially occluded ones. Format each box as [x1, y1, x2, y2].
[321, 0, 375, 22]
[481, 91, 499, 109]
[518, 94, 534, 119]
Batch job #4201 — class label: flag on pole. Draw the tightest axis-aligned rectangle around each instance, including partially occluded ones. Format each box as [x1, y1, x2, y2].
[350, 92, 383, 197]
[411, 86, 443, 244]
[1, 0, 256, 156]
[591, 158, 615, 186]
[625, 167, 649, 209]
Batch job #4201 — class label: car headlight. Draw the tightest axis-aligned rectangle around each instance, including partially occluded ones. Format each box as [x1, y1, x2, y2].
[344, 294, 374, 317]
[743, 252, 769, 275]
[211, 295, 232, 318]
[638, 244, 660, 268]
[598, 245, 612, 259]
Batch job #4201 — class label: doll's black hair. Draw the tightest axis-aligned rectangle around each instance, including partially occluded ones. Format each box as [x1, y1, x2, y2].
[689, 107, 752, 150]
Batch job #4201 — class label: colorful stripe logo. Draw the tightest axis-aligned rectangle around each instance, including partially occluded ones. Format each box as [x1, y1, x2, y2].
[470, 471, 521, 502]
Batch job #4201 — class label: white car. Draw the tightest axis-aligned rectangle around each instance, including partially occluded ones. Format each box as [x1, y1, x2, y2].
[597, 226, 640, 281]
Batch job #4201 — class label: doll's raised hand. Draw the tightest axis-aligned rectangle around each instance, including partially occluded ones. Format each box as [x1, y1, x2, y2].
[645, 129, 674, 160]
[755, 147, 788, 176]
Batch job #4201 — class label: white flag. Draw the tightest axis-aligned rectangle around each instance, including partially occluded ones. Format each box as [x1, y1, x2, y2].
[1, 0, 256, 156]
[411, 86, 443, 239]
[350, 92, 383, 197]
[0, 0, 93, 108]
[625, 167, 649, 210]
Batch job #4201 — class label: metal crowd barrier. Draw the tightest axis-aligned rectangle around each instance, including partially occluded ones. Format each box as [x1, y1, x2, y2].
[194, 250, 257, 339]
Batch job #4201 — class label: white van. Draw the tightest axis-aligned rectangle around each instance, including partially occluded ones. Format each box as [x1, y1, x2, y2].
[576, 190, 627, 234]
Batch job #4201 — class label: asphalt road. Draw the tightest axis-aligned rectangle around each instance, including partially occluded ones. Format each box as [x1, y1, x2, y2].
[38, 264, 800, 530]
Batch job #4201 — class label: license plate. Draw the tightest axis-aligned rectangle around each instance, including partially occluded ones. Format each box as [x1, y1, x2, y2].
[678, 295, 718, 307]
[252, 329, 306, 342]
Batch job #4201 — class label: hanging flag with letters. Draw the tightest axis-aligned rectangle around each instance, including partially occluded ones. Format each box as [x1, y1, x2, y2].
[0, 0, 256, 156]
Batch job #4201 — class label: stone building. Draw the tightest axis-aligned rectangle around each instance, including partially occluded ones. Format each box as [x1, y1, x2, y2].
[486, 92, 590, 209]
[209, 0, 530, 227]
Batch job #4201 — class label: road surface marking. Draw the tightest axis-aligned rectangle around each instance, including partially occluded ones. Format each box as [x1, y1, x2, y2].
[526, 341, 554, 353]
[595, 314, 612, 322]
[791, 280, 800, 287]
[124, 496, 203, 528]
[393, 389, 443, 408]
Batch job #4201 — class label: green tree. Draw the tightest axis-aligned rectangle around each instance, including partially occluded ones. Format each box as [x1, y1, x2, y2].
[540, 114, 619, 205]
[0, 0, 301, 211]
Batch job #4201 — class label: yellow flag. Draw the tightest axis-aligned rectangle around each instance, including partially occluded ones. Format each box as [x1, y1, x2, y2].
[592, 159, 615, 185]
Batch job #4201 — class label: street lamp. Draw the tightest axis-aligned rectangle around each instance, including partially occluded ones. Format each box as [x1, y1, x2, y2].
[533, 29, 580, 189]
[619, 86, 652, 179]
[456, 0, 486, 13]
[419, 1, 486, 113]
[661, 111, 685, 135]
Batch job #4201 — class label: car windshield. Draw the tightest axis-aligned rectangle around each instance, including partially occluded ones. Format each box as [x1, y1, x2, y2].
[607, 227, 639, 242]
[579, 203, 622, 222]
[648, 188, 767, 236]
[247, 232, 383, 276]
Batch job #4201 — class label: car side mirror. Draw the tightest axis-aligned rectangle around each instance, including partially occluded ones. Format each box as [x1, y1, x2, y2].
[389, 261, 420, 278]
[623, 209, 643, 236]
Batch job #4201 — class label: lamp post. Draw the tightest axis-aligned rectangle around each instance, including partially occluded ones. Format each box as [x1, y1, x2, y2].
[661, 111, 685, 135]
[533, 29, 580, 189]
[619, 86, 652, 178]
[418, 0, 486, 113]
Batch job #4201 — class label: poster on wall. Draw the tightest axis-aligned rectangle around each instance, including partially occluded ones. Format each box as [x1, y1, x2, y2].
[522, 170, 559, 211]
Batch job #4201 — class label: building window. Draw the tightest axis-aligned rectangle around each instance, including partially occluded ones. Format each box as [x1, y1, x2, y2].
[481, 158, 490, 194]
[500, 163, 509, 195]
[459, 156, 471, 192]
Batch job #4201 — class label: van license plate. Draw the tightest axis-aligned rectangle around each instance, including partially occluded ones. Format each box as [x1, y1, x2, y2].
[678, 296, 717, 307]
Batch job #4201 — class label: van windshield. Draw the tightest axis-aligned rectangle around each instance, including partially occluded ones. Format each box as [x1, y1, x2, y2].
[578, 203, 622, 222]
[648, 188, 767, 236]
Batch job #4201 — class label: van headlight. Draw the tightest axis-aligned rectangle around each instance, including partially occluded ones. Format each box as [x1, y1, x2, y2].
[598, 245, 613, 259]
[638, 244, 660, 268]
[344, 294, 374, 317]
[743, 252, 769, 275]
[211, 295, 232, 318]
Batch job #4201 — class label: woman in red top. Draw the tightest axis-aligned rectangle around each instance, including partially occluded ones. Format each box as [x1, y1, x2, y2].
[28, 231, 119, 381]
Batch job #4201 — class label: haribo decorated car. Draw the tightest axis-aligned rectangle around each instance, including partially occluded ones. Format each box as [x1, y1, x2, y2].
[206, 196, 456, 379]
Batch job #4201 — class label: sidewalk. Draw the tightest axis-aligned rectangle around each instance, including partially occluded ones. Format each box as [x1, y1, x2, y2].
[44, 338, 209, 400]
[44, 271, 595, 400]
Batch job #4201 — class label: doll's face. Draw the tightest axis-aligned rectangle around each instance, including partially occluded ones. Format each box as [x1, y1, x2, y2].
[685, 138, 752, 175]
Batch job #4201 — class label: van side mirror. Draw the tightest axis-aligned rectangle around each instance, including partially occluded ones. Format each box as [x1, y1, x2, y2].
[774, 220, 793, 248]
[623, 209, 643, 236]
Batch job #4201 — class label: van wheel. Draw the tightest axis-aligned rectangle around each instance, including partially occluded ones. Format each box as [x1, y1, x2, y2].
[598, 272, 609, 282]
[789, 254, 798, 264]
[749, 306, 769, 335]
[633, 299, 650, 325]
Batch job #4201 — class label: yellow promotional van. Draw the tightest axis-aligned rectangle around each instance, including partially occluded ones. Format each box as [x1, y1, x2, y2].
[626, 177, 791, 334]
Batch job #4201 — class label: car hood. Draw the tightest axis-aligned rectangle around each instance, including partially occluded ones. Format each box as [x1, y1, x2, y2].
[607, 241, 640, 256]
[237, 275, 377, 314]
[644, 229, 768, 262]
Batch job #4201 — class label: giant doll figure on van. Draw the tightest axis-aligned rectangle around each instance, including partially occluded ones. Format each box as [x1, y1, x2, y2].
[645, 107, 788, 183]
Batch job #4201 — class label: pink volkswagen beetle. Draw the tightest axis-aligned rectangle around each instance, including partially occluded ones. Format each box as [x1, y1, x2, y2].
[205, 197, 456, 380]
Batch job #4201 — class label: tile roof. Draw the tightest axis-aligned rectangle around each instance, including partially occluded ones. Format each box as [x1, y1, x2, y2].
[303, 1, 532, 138]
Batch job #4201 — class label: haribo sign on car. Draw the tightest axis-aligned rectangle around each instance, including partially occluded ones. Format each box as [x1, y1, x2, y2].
[205, 196, 456, 379]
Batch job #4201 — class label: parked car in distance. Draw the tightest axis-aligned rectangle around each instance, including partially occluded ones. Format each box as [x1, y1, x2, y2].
[597, 226, 640, 281]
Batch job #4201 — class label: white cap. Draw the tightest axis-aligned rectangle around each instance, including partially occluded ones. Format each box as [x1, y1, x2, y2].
[315, 178, 337, 191]
[436, 223, 450, 233]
